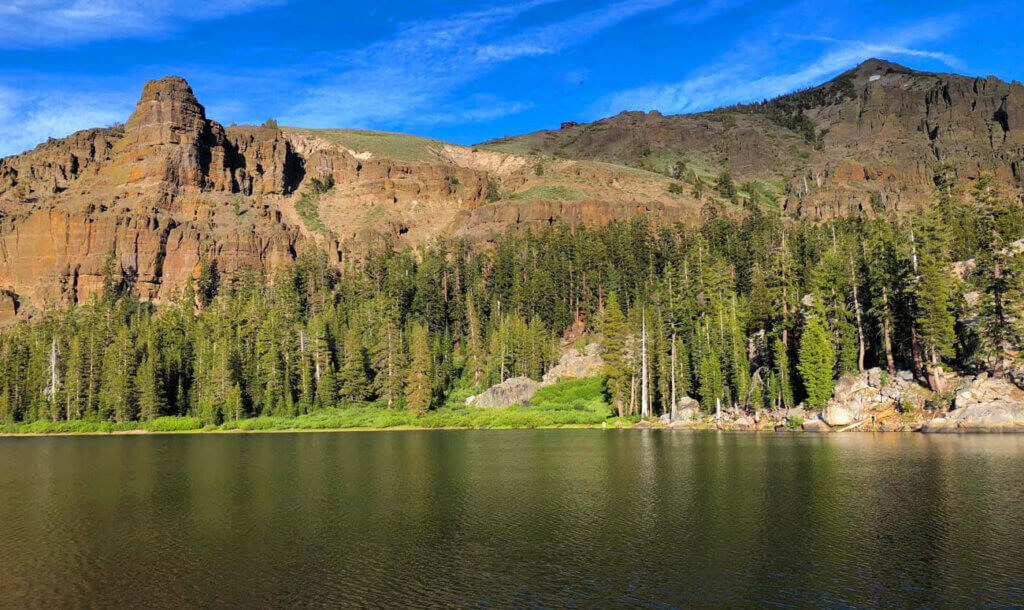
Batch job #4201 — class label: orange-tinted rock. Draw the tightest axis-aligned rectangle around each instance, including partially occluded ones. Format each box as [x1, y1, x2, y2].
[0, 207, 298, 307]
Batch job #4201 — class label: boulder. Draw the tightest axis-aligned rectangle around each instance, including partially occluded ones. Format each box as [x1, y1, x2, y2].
[670, 396, 701, 422]
[802, 416, 831, 432]
[880, 387, 900, 401]
[822, 369, 934, 429]
[954, 375, 1024, 408]
[832, 374, 877, 403]
[541, 343, 604, 385]
[822, 401, 864, 427]
[731, 415, 756, 430]
[921, 417, 957, 433]
[472, 376, 540, 409]
[865, 367, 884, 388]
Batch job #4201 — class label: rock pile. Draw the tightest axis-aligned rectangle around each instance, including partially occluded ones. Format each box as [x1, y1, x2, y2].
[924, 375, 1024, 432]
[820, 369, 932, 427]
[541, 343, 604, 384]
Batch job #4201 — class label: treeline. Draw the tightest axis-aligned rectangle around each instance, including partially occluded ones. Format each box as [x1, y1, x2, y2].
[1, 173, 1022, 424]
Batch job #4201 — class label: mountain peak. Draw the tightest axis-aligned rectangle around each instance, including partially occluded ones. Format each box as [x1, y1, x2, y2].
[124, 76, 207, 147]
[854, 58, 910, 74]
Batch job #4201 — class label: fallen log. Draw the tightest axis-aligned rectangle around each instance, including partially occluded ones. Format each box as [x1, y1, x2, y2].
[836, 417, 871, 433]
[873, 407, 897, 421]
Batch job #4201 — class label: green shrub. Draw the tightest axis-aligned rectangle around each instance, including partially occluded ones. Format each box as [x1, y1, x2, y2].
[144, 416, 204, 432]
[307, 174, 335, 194]
[530, 377, 610, 414]
[485, 179, 501, 203]
[296, 194, 329, 234]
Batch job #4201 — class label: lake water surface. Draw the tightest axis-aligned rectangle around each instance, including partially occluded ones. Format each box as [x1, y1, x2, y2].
[1, 430, 1023, 607]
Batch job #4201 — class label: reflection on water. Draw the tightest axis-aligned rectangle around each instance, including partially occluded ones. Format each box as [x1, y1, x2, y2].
[1, 431, 1023, 606]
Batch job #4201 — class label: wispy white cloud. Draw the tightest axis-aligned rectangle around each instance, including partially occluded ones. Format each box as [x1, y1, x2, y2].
[411, 98, 536, 126]
[0, 0, 284, 48]
[0, 84, 130, 157]
[0, 0, 679, 155]
[473, 0, 679, 62]
[669, 0, 752, 25]
[593, 11, 962, 116]
[282, 0, 681, 128]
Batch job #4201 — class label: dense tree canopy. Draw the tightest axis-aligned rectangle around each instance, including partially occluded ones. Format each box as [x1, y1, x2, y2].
[1, 173, 1021, 425]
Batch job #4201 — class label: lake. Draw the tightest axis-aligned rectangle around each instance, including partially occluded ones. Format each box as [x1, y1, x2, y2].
[1, 431, 1023, 606]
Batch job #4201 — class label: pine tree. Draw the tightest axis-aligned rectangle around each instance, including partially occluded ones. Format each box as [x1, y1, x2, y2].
[836, 315, 859, 377]
[309, 314, 337, 410]
[600, 292, 629, 416]
[464, 290, 485, 386]
[371, 302, 406, 408]
[405, 323, 432, 416]
[915, 256, 956, 392]
[226, 383, 244, 422]
[338, 325, 371, 403]
[99, 324, 137, 423]
[727, 295, 750, 408]
[798, 312, 834, 409]
[698, 329, 723, 411]
[135, 338, 164, 421]
[64, 334, 86, 420]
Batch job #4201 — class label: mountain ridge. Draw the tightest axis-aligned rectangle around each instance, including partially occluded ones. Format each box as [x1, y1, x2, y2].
[1, 58, 1022, 321]
[481, 58, 1023, 215]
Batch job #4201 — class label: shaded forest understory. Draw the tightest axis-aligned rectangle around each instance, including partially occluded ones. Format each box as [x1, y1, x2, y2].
[2, 173, 1023, 432]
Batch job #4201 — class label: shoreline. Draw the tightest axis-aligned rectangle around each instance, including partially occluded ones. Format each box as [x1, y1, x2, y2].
[3, 422, 1021, 438]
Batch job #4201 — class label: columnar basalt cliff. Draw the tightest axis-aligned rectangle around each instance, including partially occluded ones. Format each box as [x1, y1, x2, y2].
[0, 77, 306, 312]
[1, 60, 1022, 320]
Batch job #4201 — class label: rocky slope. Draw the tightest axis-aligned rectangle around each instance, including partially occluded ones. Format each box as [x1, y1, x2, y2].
[1, 59, 1022, 319]
[483, 59, 1024, 216]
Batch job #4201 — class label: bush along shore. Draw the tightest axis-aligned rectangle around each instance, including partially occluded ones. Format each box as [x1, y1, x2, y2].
[2, 174, 1024, 434]
[3, 370, 1021, 435]
[0, 378, 630, 435]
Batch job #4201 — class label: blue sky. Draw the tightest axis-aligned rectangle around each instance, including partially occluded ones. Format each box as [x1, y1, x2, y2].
[0, 0, 1021, 157]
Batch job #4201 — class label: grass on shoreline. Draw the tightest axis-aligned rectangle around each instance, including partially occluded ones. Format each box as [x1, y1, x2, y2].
[0, 378, 629, 435]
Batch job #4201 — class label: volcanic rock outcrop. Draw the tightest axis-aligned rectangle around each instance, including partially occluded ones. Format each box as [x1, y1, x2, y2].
[0, 77, 305, 311]
[1, 59, 1023, 320]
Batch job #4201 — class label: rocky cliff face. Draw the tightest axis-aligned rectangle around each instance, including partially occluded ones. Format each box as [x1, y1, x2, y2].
[1, 60, 1022, 320]
[0, 77, 305, 313]
[2, 76, 664, 316]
